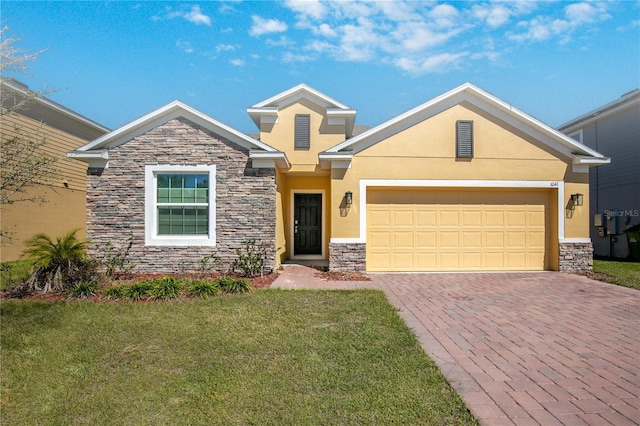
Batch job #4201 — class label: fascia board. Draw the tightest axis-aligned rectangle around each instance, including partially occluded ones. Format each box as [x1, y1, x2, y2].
[325, 82, 607, 161]
[572, 155, 611, 165]
[249, 150, 291, 169]
[558, 90, 640, 132]
[2, 80, 110, 134]
[325, 89, 466, 154]
[463, 85, 608, 159]
[251, 83, 352, 110]
[75, 101, 277, 153]
[67, 150, 108, 160]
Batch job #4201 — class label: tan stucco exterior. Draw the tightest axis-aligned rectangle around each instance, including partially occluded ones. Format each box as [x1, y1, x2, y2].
[252, 84, 602, 271]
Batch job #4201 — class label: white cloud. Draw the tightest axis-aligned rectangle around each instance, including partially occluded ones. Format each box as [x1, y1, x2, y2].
[250, 15, 288, 36]
[184, 5, 211, 26]
[396, 52, 469, 74]
[176, 39, 194, 53]
[565, 2, 610, 25]
[282, 52, 315, 63]
[429, 4, 459, 28]
[230, 58, 245, 67]
[153, 5, 211, 26]
[216, 44, 237, 53]
[284, 0, 326, 20]
[508, 1, 611, 43]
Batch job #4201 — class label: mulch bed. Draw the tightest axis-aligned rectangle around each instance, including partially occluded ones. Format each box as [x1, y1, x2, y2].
[1, 272, 279, 302]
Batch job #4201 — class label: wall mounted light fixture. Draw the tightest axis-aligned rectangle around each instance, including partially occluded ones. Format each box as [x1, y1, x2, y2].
[571, 193, 584, 206]
[345, 191, 353, 206]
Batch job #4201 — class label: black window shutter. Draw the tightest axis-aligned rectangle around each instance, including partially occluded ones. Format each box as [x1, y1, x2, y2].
[456, 120, 473, 158]
[295, 114, 310, 149]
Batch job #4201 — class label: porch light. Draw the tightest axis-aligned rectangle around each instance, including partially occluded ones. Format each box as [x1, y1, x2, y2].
[571, 193, 584, 206]
[345, 191, 353, 206]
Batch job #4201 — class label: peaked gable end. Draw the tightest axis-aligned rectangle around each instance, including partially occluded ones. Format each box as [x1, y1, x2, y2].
[321, 83, 609, 172]
[68, 101, 288, 169]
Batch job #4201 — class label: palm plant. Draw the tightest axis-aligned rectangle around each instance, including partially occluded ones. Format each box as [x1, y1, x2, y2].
[23, 228, 90, 293]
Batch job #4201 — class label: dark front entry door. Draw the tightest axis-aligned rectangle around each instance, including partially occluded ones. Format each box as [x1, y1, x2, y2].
[294, 193, 322, 255]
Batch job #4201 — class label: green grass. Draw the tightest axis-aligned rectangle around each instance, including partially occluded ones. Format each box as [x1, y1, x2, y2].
[593, 260, 640, 290]
[0, 290, 476, 425]
[0, 260, 32, 291]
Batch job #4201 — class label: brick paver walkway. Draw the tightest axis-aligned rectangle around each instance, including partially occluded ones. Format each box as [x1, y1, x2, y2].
[272, 267, 640, 425]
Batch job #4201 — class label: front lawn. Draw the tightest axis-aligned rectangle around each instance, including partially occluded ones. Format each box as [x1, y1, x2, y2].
[593, 260, 640, 290]
[1, 290, 476, 425]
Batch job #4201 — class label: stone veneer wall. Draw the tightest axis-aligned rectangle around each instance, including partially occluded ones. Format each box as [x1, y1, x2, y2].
[86, 118, 276, 274]
[329, 242, 366, 272]
[558, 242, 593, 272]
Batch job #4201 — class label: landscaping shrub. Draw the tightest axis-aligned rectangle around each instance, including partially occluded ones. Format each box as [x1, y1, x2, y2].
[103, 284, 127, 300]
[233, 238, 269, 278]
[187, 279, 220, 299]
[69, 281, 98, 299]
[101, 238, 136, 278]
[148, 277, 183, 300]
[124, 281, 153, 301]
[22, 229, 99, 294]
[216, 276, 252, 294]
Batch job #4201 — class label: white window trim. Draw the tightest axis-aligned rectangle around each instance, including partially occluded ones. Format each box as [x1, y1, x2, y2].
[568, 129, 583, 144]
[328, 180, 568, 244]
[145, 165, 216, 246]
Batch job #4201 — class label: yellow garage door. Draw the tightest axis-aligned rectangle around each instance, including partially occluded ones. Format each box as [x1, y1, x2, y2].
[367, 189, 549, 272]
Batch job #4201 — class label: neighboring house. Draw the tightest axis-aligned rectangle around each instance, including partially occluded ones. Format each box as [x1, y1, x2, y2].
[1, 80, 109, 261]
[69, 83, 609, 273]
[558, 89, 640, 259]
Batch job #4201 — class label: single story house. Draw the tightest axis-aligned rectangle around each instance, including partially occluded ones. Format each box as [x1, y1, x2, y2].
[68, 83, 609, 273]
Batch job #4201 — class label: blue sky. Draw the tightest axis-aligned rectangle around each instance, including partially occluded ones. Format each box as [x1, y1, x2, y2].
[2, 1, 639, 134]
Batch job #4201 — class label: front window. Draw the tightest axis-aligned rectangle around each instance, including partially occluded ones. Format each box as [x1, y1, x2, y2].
[145, 165, 216, 246]
[157, 174, 209, 235]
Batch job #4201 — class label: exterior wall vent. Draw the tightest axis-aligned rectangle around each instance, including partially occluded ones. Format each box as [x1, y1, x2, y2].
[456, 120, 473, 158]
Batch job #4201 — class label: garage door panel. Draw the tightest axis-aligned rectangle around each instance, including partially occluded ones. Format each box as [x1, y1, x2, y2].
[462, 252, 482, 269]
[416, 252, 437, 269]
[369, 210, 391, 227]
[393, 210, 414, 226]
[417, 210, 437, 226]
[484, 252, 505, 269]
[440, 231, 460, 248]
[506, 211, 527, 227]
[416, 231, 436, 248]
[393, 231, 414, 248]
[485, 211, 505, 227]
[485, 231, 505, 248]
[440, 210, 460, 226]
[367, 189, 549, 272]
[393, 252, 414, 269]
[507, 231, 526, 248]
[462, 231, 482, 248]
[368, 231, 390, 249]
[462, 211, 482, 226]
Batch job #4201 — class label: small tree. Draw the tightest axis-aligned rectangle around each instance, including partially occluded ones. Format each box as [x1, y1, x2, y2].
[0, 27, 59, 238]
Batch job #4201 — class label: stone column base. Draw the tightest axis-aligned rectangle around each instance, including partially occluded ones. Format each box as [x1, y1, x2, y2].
[559, 242, 593, 272]
[329, 242, 366, 272]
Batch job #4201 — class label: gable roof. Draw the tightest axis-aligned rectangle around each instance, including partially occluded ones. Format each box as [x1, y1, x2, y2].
[320, 82, 609, 170]
[2, 79, 109, 140]
[68, 100, 289, 168]
[557, 88, 640, 133]
[247, 83, 357, 137]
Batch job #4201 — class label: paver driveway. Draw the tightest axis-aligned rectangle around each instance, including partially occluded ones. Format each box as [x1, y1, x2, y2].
[272, 268, 640, 425]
